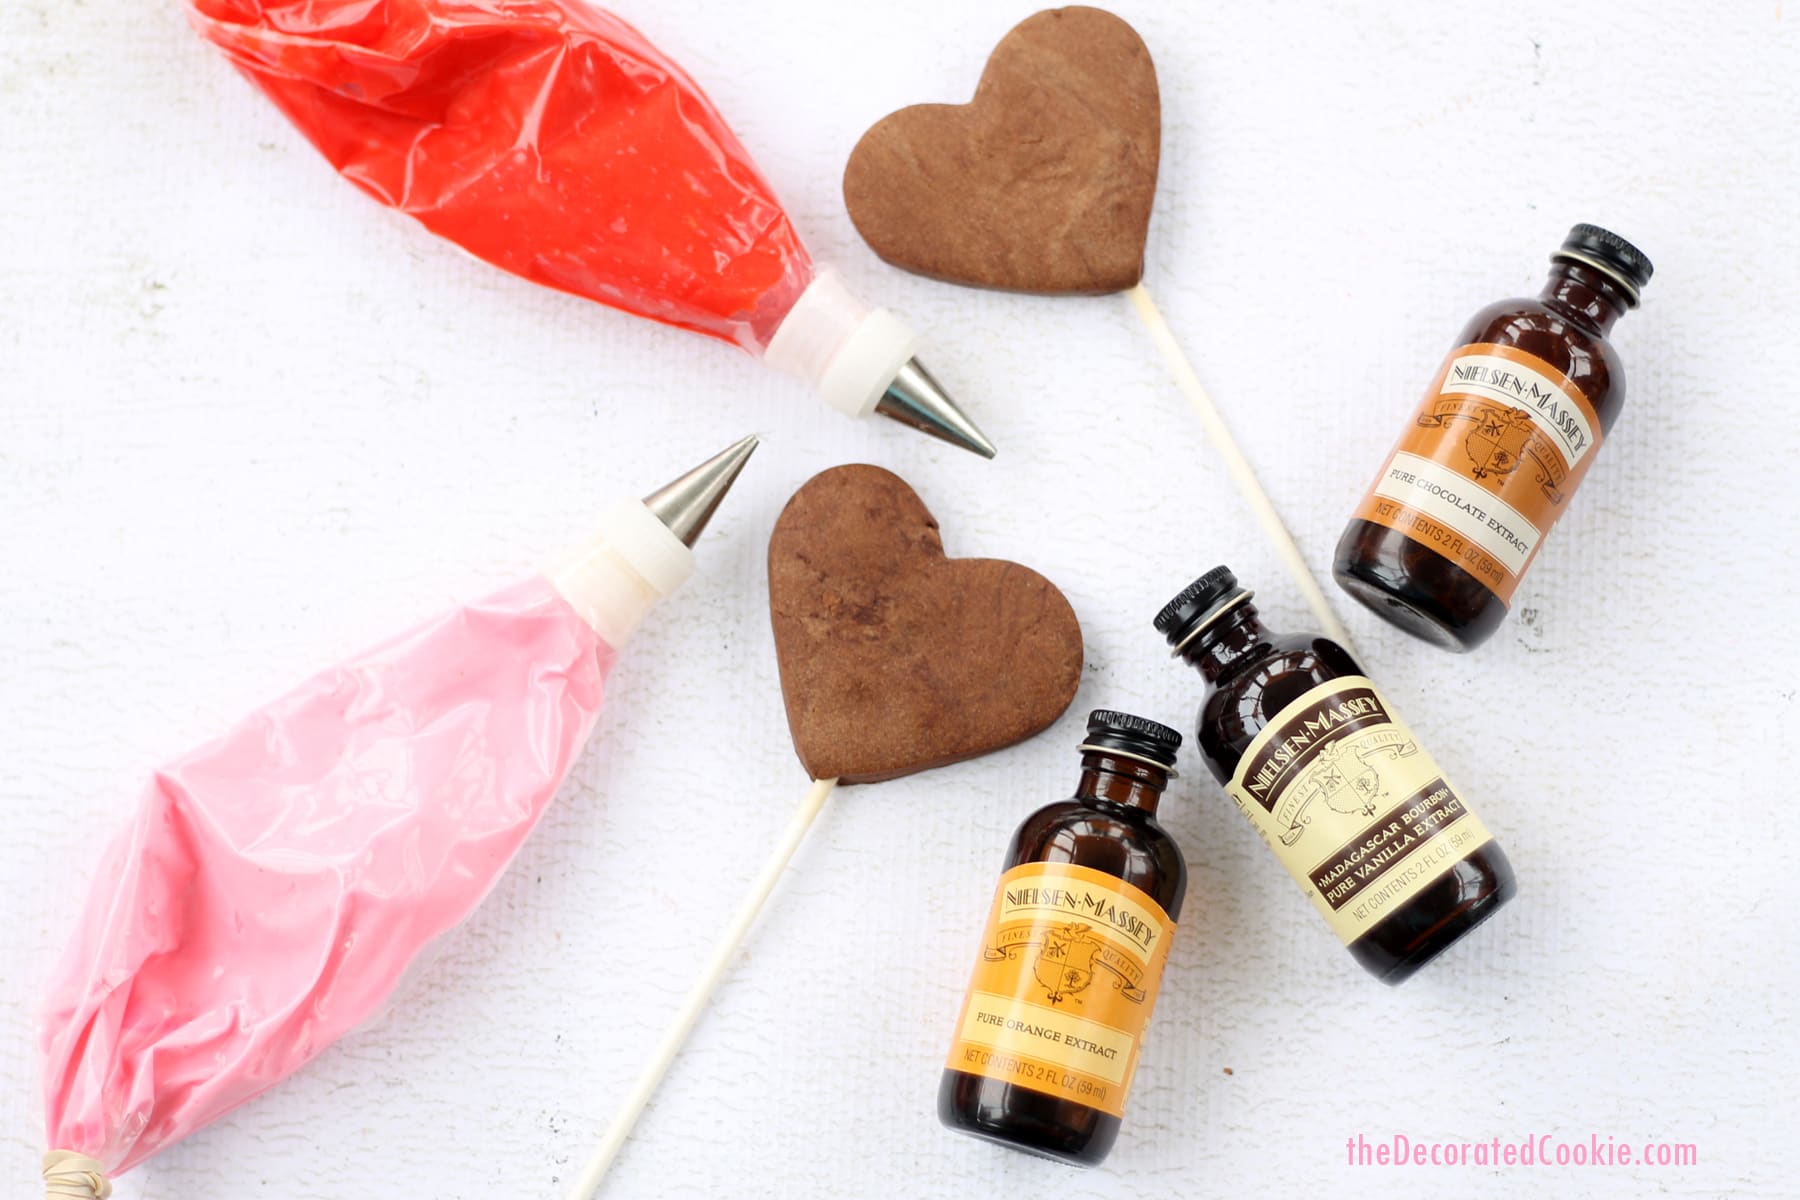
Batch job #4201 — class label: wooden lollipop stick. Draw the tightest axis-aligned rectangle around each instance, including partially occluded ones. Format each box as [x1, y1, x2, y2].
[1127, 282, 1356, 650]
[565, 776, 840, 1200]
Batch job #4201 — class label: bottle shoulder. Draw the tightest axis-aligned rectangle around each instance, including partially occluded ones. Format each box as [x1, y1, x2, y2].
[1196, 633, 1362, 780]
[1007, 799, 1188, 920]
[1454, 296, 1626, 427]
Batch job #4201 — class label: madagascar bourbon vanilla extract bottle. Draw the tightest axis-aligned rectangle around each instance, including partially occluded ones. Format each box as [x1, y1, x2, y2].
[1157, 567, 1514, 984]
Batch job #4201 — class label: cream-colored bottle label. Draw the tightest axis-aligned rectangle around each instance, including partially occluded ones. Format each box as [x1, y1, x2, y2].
[1226, 676, 1493, 945]
[944, 862, 1175, 1118]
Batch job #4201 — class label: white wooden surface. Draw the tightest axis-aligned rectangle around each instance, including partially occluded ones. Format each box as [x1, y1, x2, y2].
[3, 2, 1796, 1197]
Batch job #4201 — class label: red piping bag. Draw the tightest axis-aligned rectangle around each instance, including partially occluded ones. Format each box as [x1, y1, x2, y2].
[38, 437, 756, 1198]
[184, 0, 995, 457]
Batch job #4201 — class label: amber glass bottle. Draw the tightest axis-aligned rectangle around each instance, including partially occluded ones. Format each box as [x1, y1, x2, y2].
[1156, 567, 1513, 984]
[939, 711, 1186, 1166]
[1334, 224, 1652, 651]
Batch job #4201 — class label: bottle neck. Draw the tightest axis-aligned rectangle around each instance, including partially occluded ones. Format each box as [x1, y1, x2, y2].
[1175, 600, 1275, 684]
[1075, 752, 1169, 815]
[1539, 260, 1634, 336]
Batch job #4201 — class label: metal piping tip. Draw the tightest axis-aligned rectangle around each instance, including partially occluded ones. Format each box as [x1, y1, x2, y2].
[875, 359, 997, 459]
[643, 434, 760, 547]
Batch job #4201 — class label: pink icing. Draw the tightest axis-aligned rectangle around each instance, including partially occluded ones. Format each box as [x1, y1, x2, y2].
[41, 575, 614, 1173]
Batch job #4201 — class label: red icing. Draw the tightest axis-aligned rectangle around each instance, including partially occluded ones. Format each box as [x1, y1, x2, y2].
[187, 0, 814, 352]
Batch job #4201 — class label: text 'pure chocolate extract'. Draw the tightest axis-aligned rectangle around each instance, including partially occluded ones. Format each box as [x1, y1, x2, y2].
[1157, 568, 1513, 983]
[1335, 224, 1652, 651]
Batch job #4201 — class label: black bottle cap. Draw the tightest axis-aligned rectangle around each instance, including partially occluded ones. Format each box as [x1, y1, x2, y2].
[1154, 565, 1252, 653]
[1553, 224, 1653, 302]
[1081, 709, 1182, 770]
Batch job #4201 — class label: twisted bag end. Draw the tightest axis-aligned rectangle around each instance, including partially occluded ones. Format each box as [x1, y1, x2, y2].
[43, 1151, 111, 1199]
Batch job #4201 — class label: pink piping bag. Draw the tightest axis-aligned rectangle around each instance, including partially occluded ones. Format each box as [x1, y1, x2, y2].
[182, 0, 994, 457]
[37, 436, 758, 1199]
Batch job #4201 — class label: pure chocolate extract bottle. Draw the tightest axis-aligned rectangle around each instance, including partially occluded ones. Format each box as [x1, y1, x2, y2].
[1156, 567, 1514, 984]
[939, 710, 1187, 1166]
[1334, 224, 1652, 651]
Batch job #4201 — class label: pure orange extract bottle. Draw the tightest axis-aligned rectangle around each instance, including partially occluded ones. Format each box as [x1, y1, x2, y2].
[1335, 224, 1652, 650]
[939, 710, 1186, 1166]
[1157, 567, 1514, 984]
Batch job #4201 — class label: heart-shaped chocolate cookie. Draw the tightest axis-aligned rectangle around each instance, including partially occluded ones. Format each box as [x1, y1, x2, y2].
[769, 465, 1083, 784]
[843, 6, 1159, 294]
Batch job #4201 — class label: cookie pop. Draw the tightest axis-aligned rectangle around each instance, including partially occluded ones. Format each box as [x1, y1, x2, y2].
[38, 437, 757, 1200]
[565, 464, 1083, 1196]
[843, 6, 1351, 639]
[182, 0, 995, 458]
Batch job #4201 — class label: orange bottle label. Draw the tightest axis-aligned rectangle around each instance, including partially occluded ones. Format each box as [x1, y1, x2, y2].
[1351, 342, 1604, 604]
[944, 862, 1175, 1119]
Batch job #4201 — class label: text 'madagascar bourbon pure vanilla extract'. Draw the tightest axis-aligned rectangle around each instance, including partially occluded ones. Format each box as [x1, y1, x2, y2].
[1157, 568, 1513, 983]
[940, 711, 1187, 1166]
[1335, 224, 1653, 651]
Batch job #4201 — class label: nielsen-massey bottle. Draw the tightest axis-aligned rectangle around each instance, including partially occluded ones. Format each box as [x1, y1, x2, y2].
[1156, 568, 1513, 984]
[1334, 224, 1652, 651]
[939, 711, 1187, 1166]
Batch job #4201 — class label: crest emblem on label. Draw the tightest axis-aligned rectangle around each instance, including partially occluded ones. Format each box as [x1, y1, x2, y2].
[1273, 727, 1423, 845]
[1032, 923, 1101, 1003]
[1465, 406, 1532, 481]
